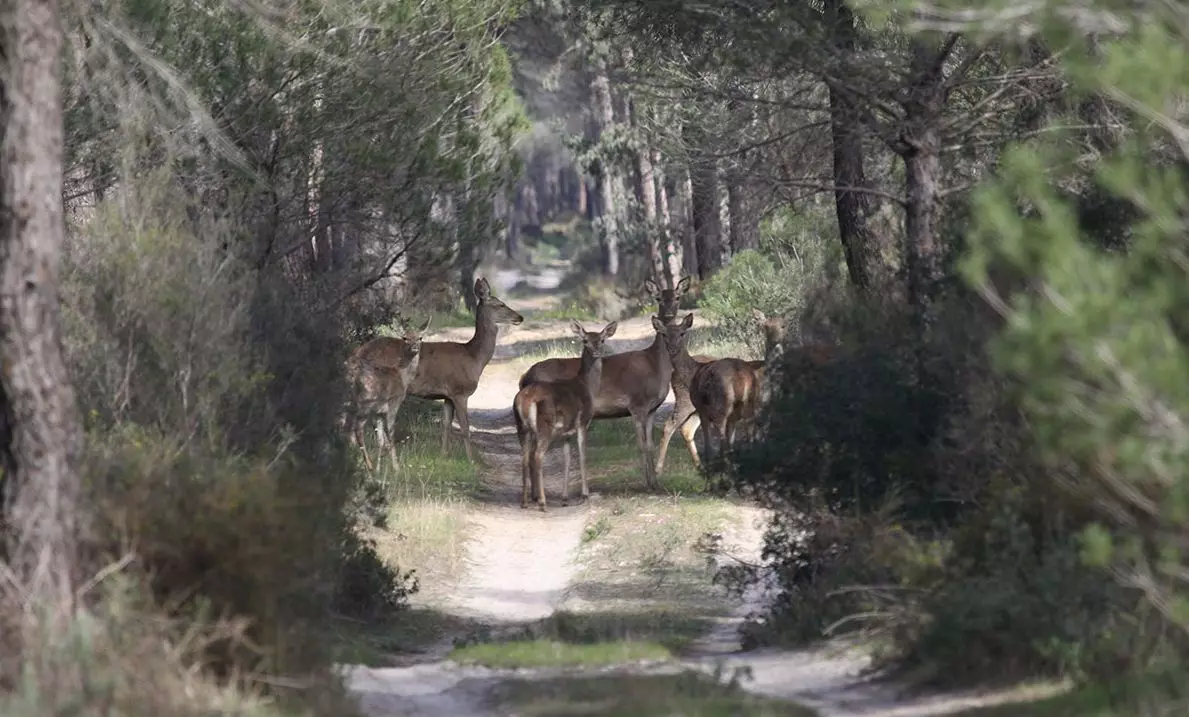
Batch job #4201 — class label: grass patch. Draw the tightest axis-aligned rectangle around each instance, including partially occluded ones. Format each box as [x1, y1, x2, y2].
[950, 671, 1188, 717]
[362, 396, 482, 605]
[451, 639, 672, 668]
[584, 419, 705, 495]
[487, 672, 818, 717]
[562, 490, 737, 654]
[331, 608, 472, 666]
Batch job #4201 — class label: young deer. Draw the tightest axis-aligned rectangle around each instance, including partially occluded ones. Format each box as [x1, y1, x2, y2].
[345, 318, 429, 471]
[656, 313, 763, 471]
[354, 277, 524, 460]
[514, 320, 618, 511]
[519, 277, 693, 490]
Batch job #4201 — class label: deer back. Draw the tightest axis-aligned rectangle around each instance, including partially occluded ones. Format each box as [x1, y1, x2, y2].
[690, 358, 762, 423]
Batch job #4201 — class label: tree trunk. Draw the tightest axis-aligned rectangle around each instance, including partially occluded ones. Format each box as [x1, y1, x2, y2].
[0, 0, 84, 621]
[826, 0, 886, 292]
[590, 65, 623, 276]
[899, 39, 949, 319]
[676, 169, 698, 277]
[653, 151, 682, 286]
[726, 174, 760, 253]
[577, 176, 589, 218]
[636, 145, 663, 281]
[687, 133, 722, 280]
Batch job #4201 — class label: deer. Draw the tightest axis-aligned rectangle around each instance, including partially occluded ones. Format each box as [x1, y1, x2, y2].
[514, 320, 617, 511]
[656, 313, 765, 472]
[343, 319, 429, 471]
[518, 277, 694, 490]
[352, 277, 524, 460]
[654, 306, 783, 475]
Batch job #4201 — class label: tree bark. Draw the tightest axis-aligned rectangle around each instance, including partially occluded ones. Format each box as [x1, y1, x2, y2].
[726, 174, 760, 253]
[825, 0, 886, 292]
[590, 64, 623, 276]
[676, 169, 698, 277]
[899, 39, 949, 318]
[687, 140, 722, 279]
[0, 0, 84, 616]
[653, 151, 682, 286]
[636, 144, 663, 281]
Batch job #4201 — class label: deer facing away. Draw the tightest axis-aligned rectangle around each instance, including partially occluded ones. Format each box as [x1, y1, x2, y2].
[514, 320, 617, 511]
[518, 277, 692, 490]
[344, 318, 430, 471]
[656, 313, 764, 471]
[353, 277, 524, 461]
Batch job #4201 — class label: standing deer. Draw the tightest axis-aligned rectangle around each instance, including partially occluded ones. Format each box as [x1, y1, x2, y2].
[656, 313, 764, 471]
[353, 277, 524, 460]
[518, 277, 692, 490]
[514, 320, 617, 511]
[655, 308, 791, 474]
[344, 318, 429, 471]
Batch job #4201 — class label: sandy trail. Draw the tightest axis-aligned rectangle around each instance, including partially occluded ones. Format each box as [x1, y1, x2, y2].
[344, 267, 1052, 716]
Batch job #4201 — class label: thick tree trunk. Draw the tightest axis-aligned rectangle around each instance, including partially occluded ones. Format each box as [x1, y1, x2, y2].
[0, 0, 84, 616]
[826, 0, 885, 292]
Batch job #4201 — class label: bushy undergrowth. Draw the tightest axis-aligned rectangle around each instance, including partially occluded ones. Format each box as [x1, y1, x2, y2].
[732, 287, 1155, 686]
[700, 205, 839, 352]
[35, 175, 415, 712]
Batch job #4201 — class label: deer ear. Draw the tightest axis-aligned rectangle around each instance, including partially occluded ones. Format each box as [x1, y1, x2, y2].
[571, 319, 585, 337]
[651, 315, 666, 333]
[681, 313, 694, 329]
[474, 277, 490, 300]
[676, 276, 692, 295]
[602, 321, 618, 339]
[644, 279, 660, 298]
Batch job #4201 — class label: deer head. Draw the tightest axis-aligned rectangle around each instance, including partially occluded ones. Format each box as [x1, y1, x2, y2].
[645, 276, 692, 324]
[752, 309, 787, 358]
[474, 276, 524, 325]
[571, 319, 617, 359]
[653, 312, 695, 361]
[400, 317, 431, 364]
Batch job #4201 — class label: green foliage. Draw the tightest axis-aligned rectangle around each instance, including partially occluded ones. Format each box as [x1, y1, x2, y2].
[959, 0, 1189, 656]
[699, 206, 838, 352]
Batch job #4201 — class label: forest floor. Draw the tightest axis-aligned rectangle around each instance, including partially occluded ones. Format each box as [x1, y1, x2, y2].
[337, 262, 1068, 717]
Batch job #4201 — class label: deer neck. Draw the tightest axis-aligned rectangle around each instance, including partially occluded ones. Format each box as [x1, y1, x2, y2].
[465, 304, 499, 363]
[578, 348, 604, 399]
[669, 344, 699, 384]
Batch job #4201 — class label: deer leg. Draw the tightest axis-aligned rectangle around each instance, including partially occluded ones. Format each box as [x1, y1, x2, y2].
[561, 440, 572, 506]
[354, 415, 375, 472]
[454, 395, 475, 462]
[655, 398, 696, 474]
[534, 441, 548, 511]
[643, 410, 659, 488]
[440, 400, 455, 454]
[577, 426, 590, 499]
[520, 432, 533, 509]
[384, 401, 403, 473]
[630, 412, 653, 489]
[680, 413, 702, 469]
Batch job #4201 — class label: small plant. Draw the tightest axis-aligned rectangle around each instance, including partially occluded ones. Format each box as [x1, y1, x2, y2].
[583, 516, 612, 543]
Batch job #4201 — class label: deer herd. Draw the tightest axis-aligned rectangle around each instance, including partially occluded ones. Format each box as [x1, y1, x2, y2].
[343, 274, 806, 511]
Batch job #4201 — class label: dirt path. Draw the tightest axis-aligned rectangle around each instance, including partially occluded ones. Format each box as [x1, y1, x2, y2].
[344, 267, 1053, 716]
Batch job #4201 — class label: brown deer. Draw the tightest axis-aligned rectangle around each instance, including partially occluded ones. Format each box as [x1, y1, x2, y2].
[655, 308, 782, 475]
[656, 313, 764, 471]
[344, 319, 429, 471]
[353, 277, 524, 460]
[518, 277, 693, 489]
[514, 320, 617, 511]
